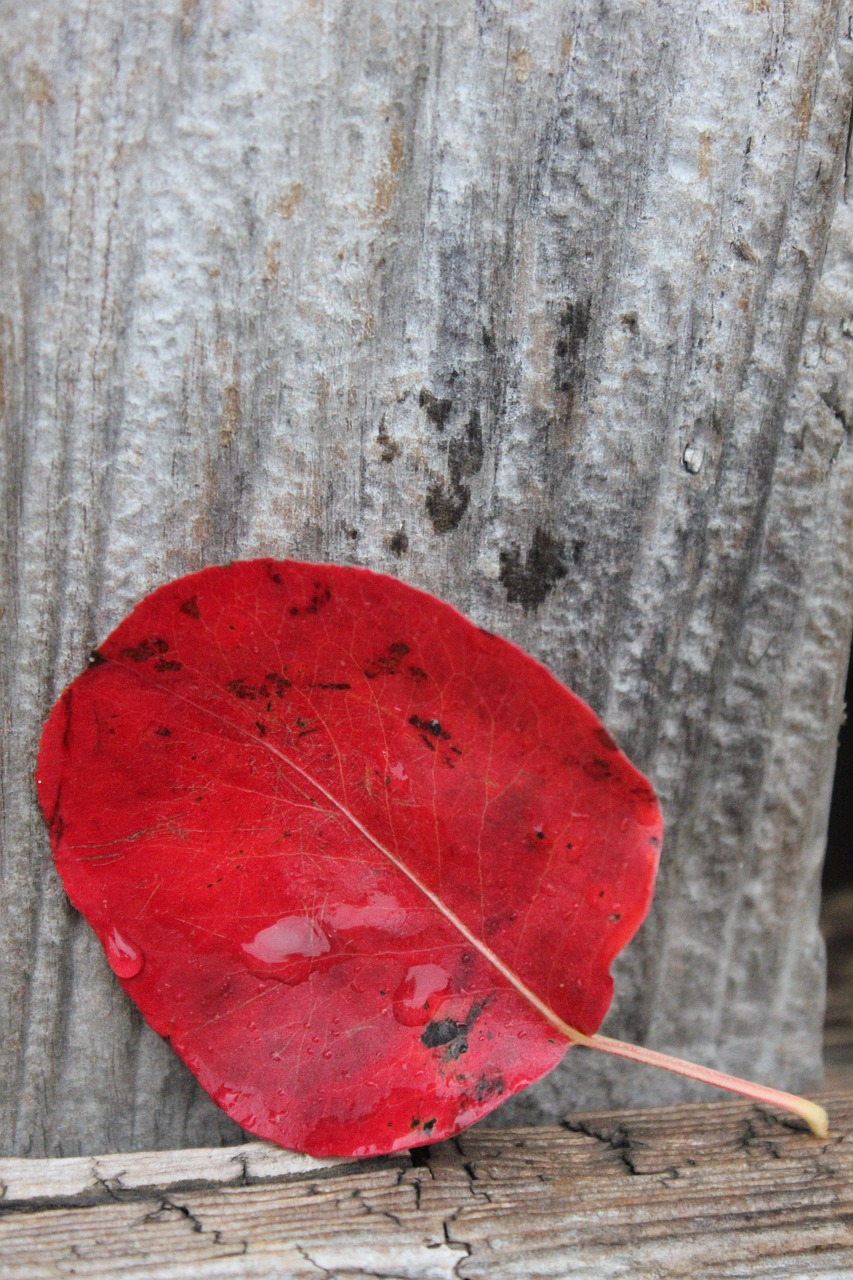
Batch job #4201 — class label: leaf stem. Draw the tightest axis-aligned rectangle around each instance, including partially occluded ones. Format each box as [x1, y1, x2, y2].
[564, 1027, 829, 1138]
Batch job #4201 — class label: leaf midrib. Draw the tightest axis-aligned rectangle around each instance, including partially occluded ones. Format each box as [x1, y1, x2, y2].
[145, 668, 580, 1047]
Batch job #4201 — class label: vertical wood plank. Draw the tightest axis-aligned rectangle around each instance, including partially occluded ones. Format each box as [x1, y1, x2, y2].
[1, 0, 851, 1154]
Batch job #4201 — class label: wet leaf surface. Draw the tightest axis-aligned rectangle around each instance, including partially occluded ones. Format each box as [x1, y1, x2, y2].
[36, 560, 662, 1156]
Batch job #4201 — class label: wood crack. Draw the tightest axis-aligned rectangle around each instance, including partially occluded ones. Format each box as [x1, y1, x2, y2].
[0, 1156, 381, 1215]
[561, 1116, 642, 1176]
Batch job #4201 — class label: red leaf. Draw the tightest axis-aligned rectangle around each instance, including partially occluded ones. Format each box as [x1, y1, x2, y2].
[37, 559, 662, 1156]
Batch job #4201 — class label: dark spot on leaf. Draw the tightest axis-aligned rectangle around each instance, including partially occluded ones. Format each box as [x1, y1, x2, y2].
[121, 637, 169, 662]
[289, 606, 299, 616]
[474, 1075, 505, 1101]
[422, 1000, 485, 1056]
[389, 528, 408, 556]
[265, 673, 292, 697]
[419, 735, 436, 751]
[499, 527, 568, 611]
[445, 1038, 469, 1060]
[409, 715, 447, 738]
[585, 758, 613, 781]
[155, 727, 172, 737]
[609, 913, 622, 921]
[419, 388, 453, 430]
[51, 804, 65, 840]
[316, 683, 351, 691]
[180, 596, 201, 619]
[227, 679, 259, 700]
[88, 648, 107, 666]
[535, 829, 545, 839]
[364, 642, 410, 678]
[450, 745, 462, 755]
[464, 1000, 486, 1028]
[596, 727, 619, 752]
[421, 1019, 462, 1048]
[154, 659, 182, 672]
[255, 721, 267, 735]
[307, 588, 330, 614]
[423, 1118, 436, 1134]
[304, 584, 332, 615]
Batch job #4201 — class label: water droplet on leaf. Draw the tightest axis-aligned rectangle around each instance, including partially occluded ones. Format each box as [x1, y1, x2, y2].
[392, 963, 452, 1026]
[242, 915, 330, 984]
[324, 891, 414, 936]
[104, 927, 143, 978]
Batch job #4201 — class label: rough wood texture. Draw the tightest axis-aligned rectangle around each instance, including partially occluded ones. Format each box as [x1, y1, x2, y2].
[823, 888, 853, 1091]
[0, 1093, 851, 1278]
[1, 0, 852, 1156]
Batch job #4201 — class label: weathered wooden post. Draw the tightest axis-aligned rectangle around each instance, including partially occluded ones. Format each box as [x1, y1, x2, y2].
[1, 0, 851, 1157]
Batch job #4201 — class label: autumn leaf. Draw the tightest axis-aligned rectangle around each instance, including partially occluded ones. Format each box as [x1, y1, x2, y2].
[35, 560, 827, 1155]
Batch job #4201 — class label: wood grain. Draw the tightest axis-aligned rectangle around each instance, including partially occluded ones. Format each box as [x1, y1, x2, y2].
[823, 888, 853, 1091]
[1, 0, 852, 1155]
[0, 1093, 851, 1278]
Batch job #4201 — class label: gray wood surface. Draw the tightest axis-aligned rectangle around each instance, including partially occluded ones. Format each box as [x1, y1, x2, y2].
[1, 1093, 851, 1278]
[1, 0, 852, 1157]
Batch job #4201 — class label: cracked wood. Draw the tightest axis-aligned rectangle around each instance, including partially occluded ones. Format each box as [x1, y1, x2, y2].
[0, 1093, 851, 1278]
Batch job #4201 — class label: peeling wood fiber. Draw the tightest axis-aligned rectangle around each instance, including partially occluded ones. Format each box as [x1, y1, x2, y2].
[1, 0, 852, 1155]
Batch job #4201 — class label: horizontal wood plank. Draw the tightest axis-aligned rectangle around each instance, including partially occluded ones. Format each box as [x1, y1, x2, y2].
[2, 0, 852, 1157]
[1, 1092, 850, 1278]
